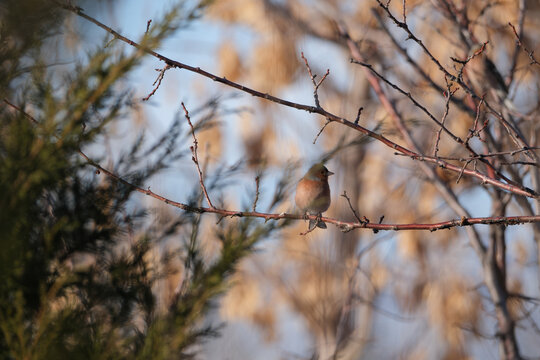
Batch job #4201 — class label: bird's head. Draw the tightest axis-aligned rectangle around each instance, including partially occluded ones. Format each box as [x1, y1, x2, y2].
[305, 163, 334, 181]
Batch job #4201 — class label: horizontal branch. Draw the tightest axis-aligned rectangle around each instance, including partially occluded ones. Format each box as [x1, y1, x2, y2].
[6, 97, 540, 233]
[59, 156, 540, 232]
[58, 150, 540, 232]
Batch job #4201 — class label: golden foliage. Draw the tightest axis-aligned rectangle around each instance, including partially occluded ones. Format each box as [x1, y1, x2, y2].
[398, 229, 425, 260]
[196, 121, 223, 164]
[513, 240, 529, 267]
[220, 271, 262, 320]
[218, 41, 243, 82]
[424, 277, 481, 348]
[220, 269, 277, 342]
[249, 36, 299, 91]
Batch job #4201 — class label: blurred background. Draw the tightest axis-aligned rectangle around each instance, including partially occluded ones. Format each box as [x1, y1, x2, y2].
[2, 0, 540, 359]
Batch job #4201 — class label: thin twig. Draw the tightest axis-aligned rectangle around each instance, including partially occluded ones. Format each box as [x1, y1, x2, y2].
[509, 22, 540, 68]
[313, 120, 331, 144]
[466, 97, 487, 145]
[301, 52, 333, 144]
[340, 191, 362, 223]
[433, 78, 456, 157]
[456, 159, 474, 184]
[145, 19, 152, 34]
[142, 65, 170, 101]
[299, 225, 318, 236]
[507, 0, 526, 85]
[252, 175, 260, 212]
[301, 52, 330, 108]
[354, 107, 363, 125]
[182, 102, 214, 209]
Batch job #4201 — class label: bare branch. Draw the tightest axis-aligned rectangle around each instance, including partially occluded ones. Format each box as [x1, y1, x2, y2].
[313, 120, 331, 144]
[507, 0, 527, 85]
[145, 19, 152, 34]
[58, 4, 539, 200]
[182, 102, 214, 209]
[433, 78, 456, 157]
[142, 65, 170, 101]
[301, 52, 330, 108]
[509, 21, 540, 68]
[377, 0, 537, 162]
[252, 176, 260, 212]
[354, 107, 363, 125]
[340, 191, 362, 223]
[7, 97, 540, 234]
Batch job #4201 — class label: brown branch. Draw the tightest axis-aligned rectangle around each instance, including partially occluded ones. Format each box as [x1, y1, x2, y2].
[39, 152, 540, 230]
[509, 21, 540, 68]
[3, 98, 39, 124]
[350, 58, 519, 189]
[6, 97, 540, 235]
[393, 152, 535, 195]
[301, 52, 333, 144]
[312, 120, 331, 144]
[181, 102, 214, 209]
[377, 0, 537, 162]
[142, 64, 170, 101]
[507, 0, 526, 85]
[252, 175, 260, 212]
[339, 24, 488, 258]
[340, 191, 363, 223]
[301, 52, 330, 108]
[58, 3, 540, 200]
[64, 151, 540, 230]
[433, 78, 456, 157]
[351, 59, 464, 147]
[145, 19, 152, 34]
[75, 151, 540, 231]
[371, 8, 471, 115]
[466, 97, 487, 145]
[420, 147, 540, 161]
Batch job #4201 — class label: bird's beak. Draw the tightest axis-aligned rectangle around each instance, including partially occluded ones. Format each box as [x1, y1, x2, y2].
[327, 171, 334, 176]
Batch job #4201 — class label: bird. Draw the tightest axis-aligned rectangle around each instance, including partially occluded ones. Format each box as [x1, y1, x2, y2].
[295, 163, 334, 230]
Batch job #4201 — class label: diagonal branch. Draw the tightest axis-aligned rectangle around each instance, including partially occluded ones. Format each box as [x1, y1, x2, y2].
[376, 0, 537, 162]
[58, 3, 539, 199]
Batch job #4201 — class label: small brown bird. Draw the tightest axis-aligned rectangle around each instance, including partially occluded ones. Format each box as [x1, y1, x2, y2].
[295, 163, 334, 230]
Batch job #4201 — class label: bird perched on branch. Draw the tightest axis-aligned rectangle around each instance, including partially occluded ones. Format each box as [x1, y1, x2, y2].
[295, 163, 334, 230]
